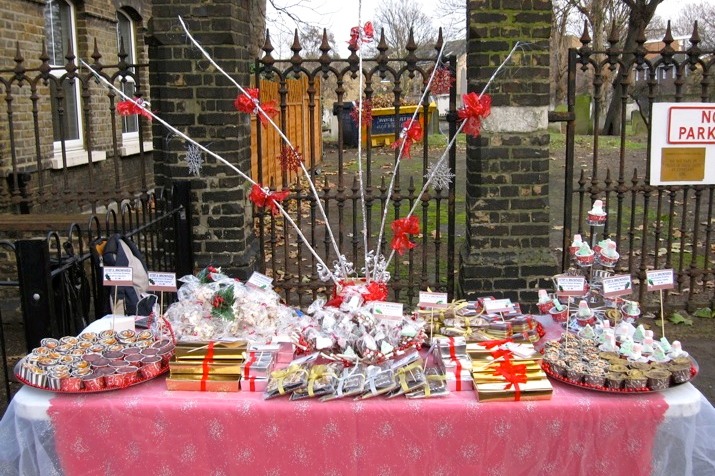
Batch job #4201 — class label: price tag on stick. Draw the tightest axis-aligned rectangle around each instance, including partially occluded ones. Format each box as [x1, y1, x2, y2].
[372, 301, 404, 320]
[646, 269, 675, 291]
[147, 271, 177, 293]
[602, 274, 633, 298]
[418, 291, 449, 309]
[103, 266, 133, 286]
[555, 276, 587, 297]
[246, 271, 273, 291]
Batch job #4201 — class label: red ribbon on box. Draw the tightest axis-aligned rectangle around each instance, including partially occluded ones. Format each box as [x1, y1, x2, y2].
[200, 341, 215, 392]
[447, 337, 458, 361]
[492, 360, 528, 401]
[243, 352, 257, 379]
[453, 357, 463, 391]
[247, 376, 257, 392]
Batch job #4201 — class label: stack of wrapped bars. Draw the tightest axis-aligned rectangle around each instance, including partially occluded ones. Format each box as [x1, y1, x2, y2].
[469, 340, 553, 402]
[167, 341, 248, 392]
[434, 337, 473, 391]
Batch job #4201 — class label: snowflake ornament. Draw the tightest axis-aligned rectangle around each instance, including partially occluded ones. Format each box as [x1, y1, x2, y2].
[185, 143, 204, 176]
[425, 161, 454, 191]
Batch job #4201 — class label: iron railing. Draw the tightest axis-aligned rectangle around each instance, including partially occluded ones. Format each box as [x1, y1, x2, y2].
[557, 22, 715, 311]
[0, 41, 153, 213]
[254, 29, 458, 308]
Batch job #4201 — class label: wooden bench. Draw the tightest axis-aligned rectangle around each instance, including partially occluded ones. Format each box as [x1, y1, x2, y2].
[0, 214, 92, 233]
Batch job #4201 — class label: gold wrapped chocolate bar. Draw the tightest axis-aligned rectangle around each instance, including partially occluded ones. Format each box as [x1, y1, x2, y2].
[172, 341, 248, 361]
[471, 343, 552, 402]
[167, 341, 247, 392]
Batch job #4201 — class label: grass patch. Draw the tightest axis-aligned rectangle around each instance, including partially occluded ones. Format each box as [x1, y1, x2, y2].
[550, 132, 647, 151]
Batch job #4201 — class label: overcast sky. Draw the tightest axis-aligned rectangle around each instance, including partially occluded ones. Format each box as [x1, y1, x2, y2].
[266, 0, 686, 56]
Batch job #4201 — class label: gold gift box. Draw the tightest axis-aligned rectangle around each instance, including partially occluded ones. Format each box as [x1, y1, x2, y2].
[169, 357, 243, 376]
[475, 378, 553, 402]
[466, 343, 542, 360]
[173, 341, 248, 361]
[166, 374, 240, 392]
[470, 359, 542, 373]
[472, 369, 547, 383]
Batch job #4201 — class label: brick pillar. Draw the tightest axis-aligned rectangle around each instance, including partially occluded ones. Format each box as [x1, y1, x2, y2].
[459, 0, 557, 308]
[147, 1, 265, 278]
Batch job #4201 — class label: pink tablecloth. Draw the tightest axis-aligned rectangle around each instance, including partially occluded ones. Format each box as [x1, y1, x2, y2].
[48, 376, 667, 476]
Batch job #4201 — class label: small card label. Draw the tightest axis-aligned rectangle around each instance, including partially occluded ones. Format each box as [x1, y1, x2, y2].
[147, 271, 177, 292]
[646, 269, 675, 291]
[246, 271, 273, 290]
[602, 274, 633, 298]
[483, 298, 512, 313]
[419, 291, 449, 309]
[103, 266, 133, 286]
[372, 301, 404, 320]
[555, 276, 587, 297]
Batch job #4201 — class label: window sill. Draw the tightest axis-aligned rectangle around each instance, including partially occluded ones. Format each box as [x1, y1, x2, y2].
[120, 141, 154, 157]
[49, 149, 107, 169]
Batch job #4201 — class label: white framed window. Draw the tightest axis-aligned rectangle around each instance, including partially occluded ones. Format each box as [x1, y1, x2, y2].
[45, 0, 83, 153]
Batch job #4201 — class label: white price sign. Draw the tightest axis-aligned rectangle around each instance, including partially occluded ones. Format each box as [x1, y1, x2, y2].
[483, 298, 512, 313]
[555, 276, 587, 297]
[246, 271, 273, 290]
[102, 266, 133, 286]
[602, 274, 633, 298]
[646, 269, 675, 291]
[372, 301, 404, 320]
[418, 292, 449, 309]
[147, 271, 177, 292]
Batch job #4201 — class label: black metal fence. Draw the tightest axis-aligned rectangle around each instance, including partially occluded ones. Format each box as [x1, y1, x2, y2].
[0, 41, 153, 214]
[0, 182, 192, 412]
[556, 23, 715, 311]
[254, 29, 458, 308]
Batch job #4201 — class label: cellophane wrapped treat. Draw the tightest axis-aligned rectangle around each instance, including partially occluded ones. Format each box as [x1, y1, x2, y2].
[320, 364, 367, 401]
[290, 362, 343, 400]
[263, 354, 317, 399]
[164, 267, 299, 343]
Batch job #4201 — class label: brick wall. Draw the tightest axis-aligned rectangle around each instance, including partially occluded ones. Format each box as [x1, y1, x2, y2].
[147, 0, 265, 278]
[459, 0, 557, 308]
[0, 0, 154, 212]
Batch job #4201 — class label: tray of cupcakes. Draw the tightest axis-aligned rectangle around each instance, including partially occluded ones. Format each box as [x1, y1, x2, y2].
[540, 326, 696, 394]
[14, 329, 175, 393]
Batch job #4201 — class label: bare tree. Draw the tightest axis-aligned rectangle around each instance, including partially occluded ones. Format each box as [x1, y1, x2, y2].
[551, 0, 577, 106]
[435, 0, 467, 39]
[373, 0, 437, 56]
[299, 25, 338, 59]
[602, 0, 664, 135]
[673, 2, 715, 49]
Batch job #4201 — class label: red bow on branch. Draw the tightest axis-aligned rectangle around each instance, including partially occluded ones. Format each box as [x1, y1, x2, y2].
[348, 21, 375, 49]
[234, 88, 278, 128]
[391, 215, 420, 255]
[458, 92, 491, 137]
[248, 184, 289, 216]
[391, 119, 423, 158]
[326, 279, 388, 308]
[365, 281, 388, 302]
[493, 359, 529, 401]
[117, 98, 152, 121]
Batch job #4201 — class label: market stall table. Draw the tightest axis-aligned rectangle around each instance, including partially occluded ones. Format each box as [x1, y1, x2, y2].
[1, 371, 714, 475]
